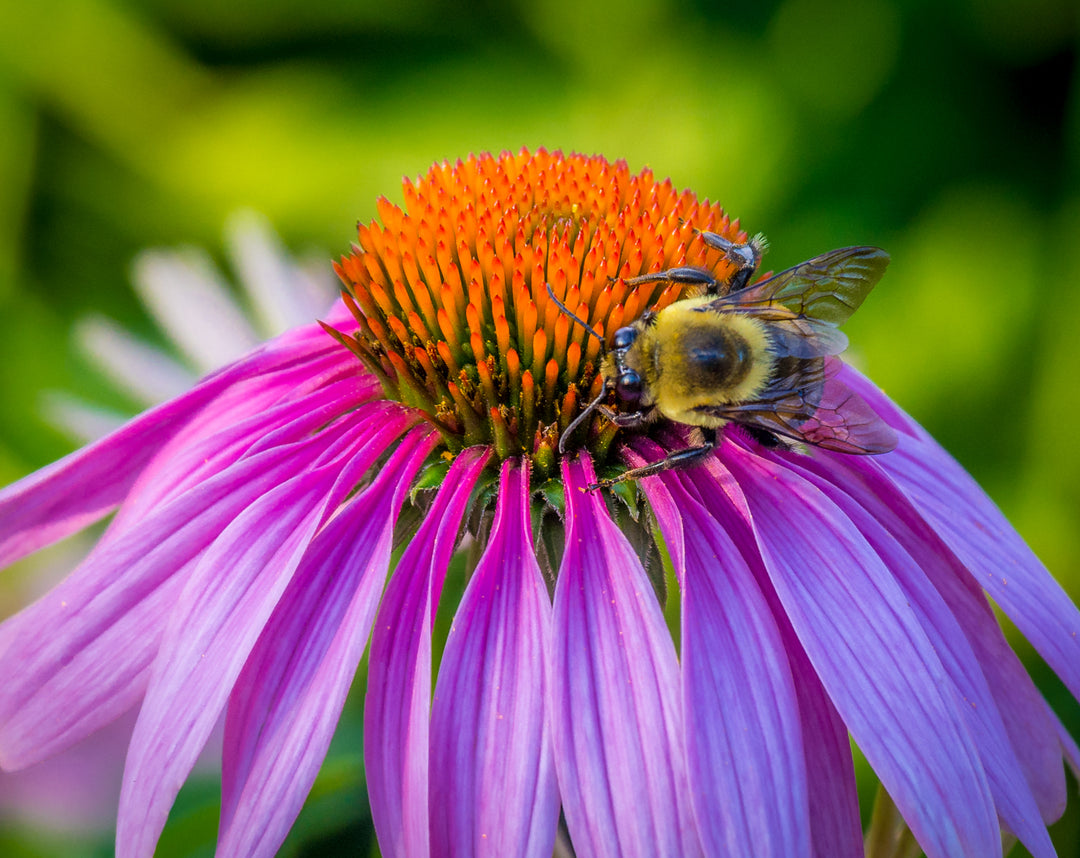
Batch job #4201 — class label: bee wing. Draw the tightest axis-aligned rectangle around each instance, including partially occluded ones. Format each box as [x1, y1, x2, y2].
[695, 357, 898, 454]
[765, 318, 849, 358]
[707, 246, 889, 327]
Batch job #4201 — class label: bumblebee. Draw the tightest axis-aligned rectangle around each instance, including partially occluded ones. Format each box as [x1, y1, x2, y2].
[553, 230, 898, 488]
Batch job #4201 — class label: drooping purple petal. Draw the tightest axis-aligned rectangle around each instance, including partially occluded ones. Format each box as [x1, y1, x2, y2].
[0, 363, 248, 568]
[842, 365, 1080, 708]
[114, 417, 417, 858]
[769, 448, 1054, 857]
[626, 439, 869, 858]
[639, 445, 865, 858]
[365, 448, 491, 858]
[552, 456, 699, 858]
[776, 616, 863, 858]
[713, 443, 1001, 858]
[0, 327, 356, 568]
[790, 444, 1067, 824]
[109, 371, 375, 535]
[216, 429, 441, 858]
[0, 404, 408, 770]
[429, 460, 558, 858]
[642, 465, 810, 858]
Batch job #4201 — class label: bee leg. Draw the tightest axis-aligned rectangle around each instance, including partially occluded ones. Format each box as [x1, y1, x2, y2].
[589, 427, 717, 490]
[742, 425, 783, 448]
[621, 233, 766, 295]
[598, 405, 652, 428]
[697, 231, 766, 292]
[622, 267, 718, 289]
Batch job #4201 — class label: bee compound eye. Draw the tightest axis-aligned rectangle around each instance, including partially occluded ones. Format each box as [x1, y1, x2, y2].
[617, 369, 643, 403]
[613, 327, 637, 351]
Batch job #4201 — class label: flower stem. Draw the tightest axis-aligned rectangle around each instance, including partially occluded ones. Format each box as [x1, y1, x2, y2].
[864, 781, 923, 858]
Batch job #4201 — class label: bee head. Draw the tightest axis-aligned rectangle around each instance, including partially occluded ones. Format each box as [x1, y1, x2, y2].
[545, 280, 654, 453]
[611, 325, 644, 405]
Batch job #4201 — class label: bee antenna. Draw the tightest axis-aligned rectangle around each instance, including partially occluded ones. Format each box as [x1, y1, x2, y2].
[544, 281, 604, 344]
[559, 383, 610, 454]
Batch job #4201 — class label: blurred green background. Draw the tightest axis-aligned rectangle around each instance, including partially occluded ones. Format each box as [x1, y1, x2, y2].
[0, 0, 1077, 854]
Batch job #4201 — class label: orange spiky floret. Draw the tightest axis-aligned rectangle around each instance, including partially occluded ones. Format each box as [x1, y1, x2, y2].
[330, 148, 745, 472]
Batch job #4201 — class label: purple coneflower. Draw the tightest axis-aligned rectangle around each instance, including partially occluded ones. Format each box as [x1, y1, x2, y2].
[1, 149, 1077, 858]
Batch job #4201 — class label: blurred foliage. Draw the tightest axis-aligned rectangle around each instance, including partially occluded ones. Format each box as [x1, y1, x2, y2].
[0, 0, 1078, 854]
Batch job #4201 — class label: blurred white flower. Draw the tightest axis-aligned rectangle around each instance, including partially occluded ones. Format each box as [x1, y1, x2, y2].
[42, 211, 337, 443]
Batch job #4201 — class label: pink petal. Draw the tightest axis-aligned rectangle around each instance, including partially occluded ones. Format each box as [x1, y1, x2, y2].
[716, 444, 1001, 858]
[111, 364, 374, 529]
[114, 422, 401, 858]
[842, 366, 1080, 709]
[551, 457, 699, 858]
[795, 445, 1067, 825]
[772, 449, 1054, 856]
[780, 623, 863, 858]
[216, 429, 439, 858]
[364, 448, 491, 858]
[429, 460, 558, 858]
[0, 406, 392, 770]
[0, 329, 357, 568]
[0, 364, 245, 568]
[367, 447, 494, 855]
[882, 436, 1080, 702]
[645, 468, 810, 858]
